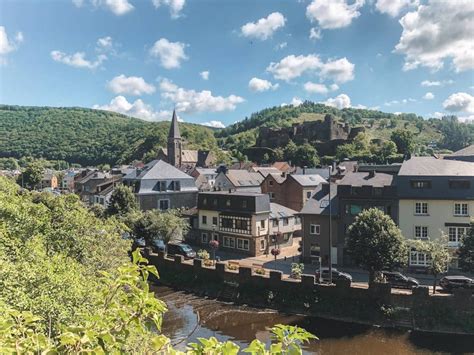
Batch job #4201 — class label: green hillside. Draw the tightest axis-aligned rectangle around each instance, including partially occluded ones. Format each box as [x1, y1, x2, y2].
[0, 105, 219, 166]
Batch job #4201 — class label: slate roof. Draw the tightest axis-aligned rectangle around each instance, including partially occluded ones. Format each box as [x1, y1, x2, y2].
[272, 161, 293, 173]
[300, 183, 338, 216]
[270, 202, 298, 219]
[168, 110, 181, 139]
[267, 173, 286, 184]
[160, 148, 199, 163]
[293, 168, 330, 180]
[290, 174, 326, 187]
[446, 145, 474, 157]
[398, 157, 474, 176]
[123, 160, 194, 180]
[338, 171, 394, 187]
[225, 170, 264, 187]
[194, 168, 218, 176]
[252, 166, 281, 177]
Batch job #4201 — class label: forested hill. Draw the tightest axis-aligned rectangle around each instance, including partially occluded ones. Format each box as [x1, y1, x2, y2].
[0, 105, 219, 166]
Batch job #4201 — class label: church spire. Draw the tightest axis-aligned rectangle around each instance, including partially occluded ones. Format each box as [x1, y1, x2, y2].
[167, 109, 182, 167]
[168, 109, 181, 140]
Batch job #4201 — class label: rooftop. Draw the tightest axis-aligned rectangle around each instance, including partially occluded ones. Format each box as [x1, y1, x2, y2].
[290, 174, 326, 186]
[224, 169, 264, 187]
[338, 171, 394, 187]
[300, 182, 338, 216]
[123, 159, 194, 180]
[446, 145, 474, 157]
[398, 157, 474, 176]
[270, 202, 298, 219]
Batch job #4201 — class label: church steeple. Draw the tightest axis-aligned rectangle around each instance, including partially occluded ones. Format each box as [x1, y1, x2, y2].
[167, 109, 182, 167]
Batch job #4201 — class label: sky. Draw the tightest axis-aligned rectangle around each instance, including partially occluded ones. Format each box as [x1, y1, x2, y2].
[1, 0, 473, 128]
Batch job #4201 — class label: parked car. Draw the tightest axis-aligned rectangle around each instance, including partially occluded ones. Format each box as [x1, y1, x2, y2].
[132, 237, 146, 250]
[439, 276, 474, 292]
[316, 268, 352, 283]
[167, 242, 196, 259]
[382, 271, 419, 289]
[149, 239, 166, 253]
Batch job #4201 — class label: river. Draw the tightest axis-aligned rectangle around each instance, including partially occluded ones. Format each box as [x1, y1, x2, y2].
[155, 286, 474, 354]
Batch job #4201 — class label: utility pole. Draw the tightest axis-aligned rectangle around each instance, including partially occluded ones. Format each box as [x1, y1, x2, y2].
[328, 165, 333, 284]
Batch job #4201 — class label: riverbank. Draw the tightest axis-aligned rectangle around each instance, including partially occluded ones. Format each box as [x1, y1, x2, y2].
[145, 250, 474, 335]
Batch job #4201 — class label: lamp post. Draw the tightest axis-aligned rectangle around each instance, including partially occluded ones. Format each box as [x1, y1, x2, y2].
[328, 165, 333, 284]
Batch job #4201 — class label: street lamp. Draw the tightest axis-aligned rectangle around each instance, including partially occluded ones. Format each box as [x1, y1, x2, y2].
[328, 165, 333, 284]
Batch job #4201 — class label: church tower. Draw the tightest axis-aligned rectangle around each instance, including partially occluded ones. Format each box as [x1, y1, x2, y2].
[167, 110, 182, 167]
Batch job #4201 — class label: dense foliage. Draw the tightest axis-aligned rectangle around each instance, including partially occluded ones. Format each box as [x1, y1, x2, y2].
[347, 208, 408, 282]
[0, 105, 220, 166]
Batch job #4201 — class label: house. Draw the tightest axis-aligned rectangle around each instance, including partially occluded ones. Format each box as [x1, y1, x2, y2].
[60, 170, 79, 192]
[123, 159, 198, 211]
[193, 191, 299, 256]
[272, 161, 294, 174]
[36, 170, 58, 190]
[396, 157, 474, 270]
[336, 171, 398, 266]
[260, 173, 326, 211]
[214, 169, 264, 193]
[91, 181, 116, 207]
[251, 166, 282, 177]
[190, 167, 218, 191]
[300, 182, 338, 265]
[74, 170, 120, 205]
[157, 110, 216, 169]
[444, 145, 474, 163]
[293, 167, 330, 180]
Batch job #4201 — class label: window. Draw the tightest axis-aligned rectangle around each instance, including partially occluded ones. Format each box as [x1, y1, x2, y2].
[212, 217, 218, 226]
[202, 215, 207, 225]
[411, 180, 432, 189]
[201, 233, 208, 244]
[172, 181, 181, 191]
[242, 200, 247, 208]
[310, 224, 320, 235]
[202, 198, 207, 205]
[306, 191, 312, 199]
[237, 238, 250, 250]
[410, 251, 432, 266]
[213, 199, 218, 206]
[454, 203, 468, 216]
[295, 217, 301, 225]
[414, 202, 428, 215]
[269, 192, 275, 199]
[226, 199, 231, 207]
[223, 236, 235, 248]
[310, 244, 320, 257]
[282, 218, 289, 226]
[272, 219, 278, 227]
[260, 239, 266, 251]
[159, 181, 167, 191]
[159, 199, 170, 210]
[269, 180, 274, 186]
[235, 219, 248, 230]
[345, 204, 362, 216]
[283, 233, 290, 242]
[373, 187, 383, 196]
[260, 220, 265, 229]
[449, 227, 467, 244]
[414, 226, 428, 240]
[221, 217, 233, 229]
[449, 180, 470, 189]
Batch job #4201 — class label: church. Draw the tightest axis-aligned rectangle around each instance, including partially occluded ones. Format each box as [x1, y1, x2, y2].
[157, 110, 216, 170]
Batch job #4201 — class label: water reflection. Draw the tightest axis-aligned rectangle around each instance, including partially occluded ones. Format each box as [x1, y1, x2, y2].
[155, 286, 474, 354]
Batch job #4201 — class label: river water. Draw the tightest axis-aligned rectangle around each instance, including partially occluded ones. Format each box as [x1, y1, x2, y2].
[155, 286, 474, 354]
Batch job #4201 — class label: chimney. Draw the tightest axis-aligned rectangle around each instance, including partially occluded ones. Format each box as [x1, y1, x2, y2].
[281, 171, 286, 178]
[353, 164, 358, 173]
[303, 166, 307, 175]
[369, 170, 376, 178]
[228, 188, 232, 193]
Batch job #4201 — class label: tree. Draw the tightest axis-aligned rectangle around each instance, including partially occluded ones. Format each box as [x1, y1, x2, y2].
[293, 143, 320, 168]
[391, 129, 415, 156]
[410, 237, 452, 294]
[379, 141, 398, 161]
[458, 226, 474, 273]
[19, 161, 43, 189]
[347, 208, 408, 282]
[107, 184, 138, 216]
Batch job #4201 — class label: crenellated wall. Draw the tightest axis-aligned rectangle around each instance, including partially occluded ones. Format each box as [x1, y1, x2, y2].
[145, 250, 474, 334]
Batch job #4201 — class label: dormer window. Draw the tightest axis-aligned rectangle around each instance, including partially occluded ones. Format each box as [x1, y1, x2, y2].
[411, 180, 431, 189]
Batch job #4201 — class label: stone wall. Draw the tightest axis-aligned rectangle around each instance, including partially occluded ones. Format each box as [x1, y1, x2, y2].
[146, 249, 474, 334]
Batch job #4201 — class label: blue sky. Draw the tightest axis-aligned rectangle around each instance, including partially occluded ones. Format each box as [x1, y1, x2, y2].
[1, 0, 473, 127]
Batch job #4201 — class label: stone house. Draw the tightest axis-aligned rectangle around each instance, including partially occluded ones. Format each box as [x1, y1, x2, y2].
[123, 159, 198, 211]
[214, 169, 264, 193]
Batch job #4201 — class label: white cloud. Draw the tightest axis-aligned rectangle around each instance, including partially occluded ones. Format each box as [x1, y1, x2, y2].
[443, 92, 474, 113]
[266, 54, 321, 81]
[0, 26, 23, 64]
[321, 93, 351, 109]
[96, 36, 114, 53]
[107, 74, 156, 95]
[248, 77, 279, 92]
[202, 120, 225, 128]
[375, 0, 419, 17]
[309, 27, 322, 40]
[395, 1, 474, 72]
[200, 70, 210, 80]
[319, 57, 355, 83]
[432, 112, 443, 119]
[459, 115, 474, 122]
[385, 98, 416, 106]
[329, 83, 339, 91]
[73, 0, 133, 15]
[266, 54, 355, 83]
[306, 0, 364, 29]
[241, 12, 286, 40]
[304, 82, 329, 94]
[149, 38, 188, 69]
[159, 78, 245, 113]
[281, 97, 303, 107]
[93, 96, 170, 121]
[51, 50, 107, 69]
[423, 92, 434, 100]
[152, 0, 186, 18]
[420, 79, 453, 87]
